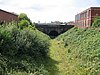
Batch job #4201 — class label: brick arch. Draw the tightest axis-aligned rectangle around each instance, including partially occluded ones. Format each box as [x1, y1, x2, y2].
[49, 30, 58, 36]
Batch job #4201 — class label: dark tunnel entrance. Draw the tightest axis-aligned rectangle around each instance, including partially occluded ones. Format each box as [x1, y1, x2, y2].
[49, 30, 59, 38]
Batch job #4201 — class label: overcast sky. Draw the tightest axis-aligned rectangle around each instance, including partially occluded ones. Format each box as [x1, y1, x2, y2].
[0, 0, 100, 23]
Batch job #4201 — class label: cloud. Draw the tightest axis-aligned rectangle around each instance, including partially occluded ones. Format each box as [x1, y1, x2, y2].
[74, 0, 96, 7]
[0, 0, 6, 4]
[0, 0, 100, 22]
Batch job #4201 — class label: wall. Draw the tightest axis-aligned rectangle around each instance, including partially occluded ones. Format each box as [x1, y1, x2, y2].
[35, 24, 74, 38]
[0, 9, 18, 23]
[75, 7, 100, 28]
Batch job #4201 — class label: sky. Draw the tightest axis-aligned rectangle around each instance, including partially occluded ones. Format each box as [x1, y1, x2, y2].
[0, 0, 100, 23]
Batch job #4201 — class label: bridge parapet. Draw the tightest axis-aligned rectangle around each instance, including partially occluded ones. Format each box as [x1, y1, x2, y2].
[35, 23, 74, 38]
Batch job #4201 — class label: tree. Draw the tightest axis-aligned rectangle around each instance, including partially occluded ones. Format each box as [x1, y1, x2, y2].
[18, 13, 32, 29]
[18, 20, 30, 29]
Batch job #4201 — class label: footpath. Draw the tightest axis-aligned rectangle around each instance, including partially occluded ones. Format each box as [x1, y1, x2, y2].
[48, 39, 68, 75]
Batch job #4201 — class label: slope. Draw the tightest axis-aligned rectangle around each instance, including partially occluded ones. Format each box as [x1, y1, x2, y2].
[56, 27, 100, 75]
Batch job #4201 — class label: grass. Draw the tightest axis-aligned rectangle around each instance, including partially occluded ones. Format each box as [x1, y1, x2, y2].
[1, 26, 100, 75]
[48, 39, 69, 75]
[47, 27, 100, 75]
[56, 27, 100, 75]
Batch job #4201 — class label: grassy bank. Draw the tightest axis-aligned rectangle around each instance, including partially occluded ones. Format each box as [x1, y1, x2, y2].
[0, 24, 100, 75]
[43, 27, 100, 75]
[56, 27, 100, 75]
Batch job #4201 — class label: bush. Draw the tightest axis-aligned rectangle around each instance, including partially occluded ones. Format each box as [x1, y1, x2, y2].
[18, 13, 35, 30]
[18, 13, 32, 25]
[0, 22, 50, 74]
[92, 16, 100, 27]
[18, 20, 30, 29]
[0, 54, 7, 75]
[92, 19, 100, 27]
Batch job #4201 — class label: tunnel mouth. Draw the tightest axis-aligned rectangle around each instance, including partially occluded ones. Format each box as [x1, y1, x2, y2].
[49, 30, 58, 38]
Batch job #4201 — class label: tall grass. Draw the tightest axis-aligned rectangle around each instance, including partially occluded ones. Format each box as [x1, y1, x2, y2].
[57, 27, 100, 75]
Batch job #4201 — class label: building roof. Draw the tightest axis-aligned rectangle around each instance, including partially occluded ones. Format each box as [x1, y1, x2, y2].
[0, 9, 18, 16]
[75, 7, 100, 16]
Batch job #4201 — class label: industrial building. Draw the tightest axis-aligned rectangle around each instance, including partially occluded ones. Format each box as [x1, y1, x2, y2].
[0, 9, 18, 24]
[75, 7, 100, 28]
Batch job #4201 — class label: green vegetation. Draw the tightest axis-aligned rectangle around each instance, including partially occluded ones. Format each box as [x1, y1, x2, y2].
[18, 13, 33, 29]
[48, 39, 69, 75]
[0, 13, 50, 75]
[56, 27, 100, 75]
[92, 16, 100, 27]
[18, 13, 32, 25]
[0, 13, 100, 75]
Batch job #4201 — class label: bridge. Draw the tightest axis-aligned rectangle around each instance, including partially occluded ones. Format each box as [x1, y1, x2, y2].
[35, 23, 74, 38]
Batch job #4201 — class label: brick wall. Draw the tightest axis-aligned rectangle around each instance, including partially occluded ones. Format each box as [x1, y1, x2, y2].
[75, 7, 100, 28]
[0, 9, 18, 23]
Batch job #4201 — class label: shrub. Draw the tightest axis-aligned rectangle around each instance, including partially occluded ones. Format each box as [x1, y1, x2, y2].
[92, 19, 100, 27]
[18, 20, 30, 29]
[18, 13, 32, 25]
[0, 54, 7, 75]
[92, 16, 100, 27]
[0, 22, 50, 74]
